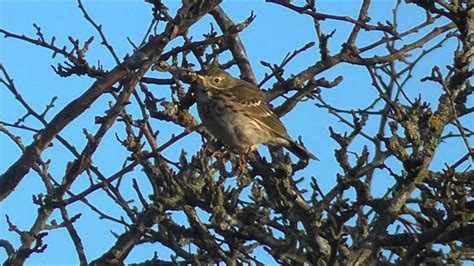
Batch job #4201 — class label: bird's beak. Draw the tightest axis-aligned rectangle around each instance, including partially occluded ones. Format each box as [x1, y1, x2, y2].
[190, 72, 205, 83]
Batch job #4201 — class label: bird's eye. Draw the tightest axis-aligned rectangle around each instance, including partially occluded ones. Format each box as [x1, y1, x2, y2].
[213, 77, 221, 84]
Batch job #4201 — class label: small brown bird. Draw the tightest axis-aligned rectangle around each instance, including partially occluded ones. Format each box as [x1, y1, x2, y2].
[192, 67, 318, 162]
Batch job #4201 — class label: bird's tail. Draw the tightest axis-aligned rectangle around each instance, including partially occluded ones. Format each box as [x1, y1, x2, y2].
[286, 140, 319, 161]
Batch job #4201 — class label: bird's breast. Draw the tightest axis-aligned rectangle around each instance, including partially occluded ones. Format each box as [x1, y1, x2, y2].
[196, 89, 236, 118]
[196, 90, 273, 152]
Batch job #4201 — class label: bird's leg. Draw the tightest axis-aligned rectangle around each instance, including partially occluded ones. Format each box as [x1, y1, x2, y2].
[201, 143, 232, 179]
[203, 145, 230, 176]
[217, 150, 231, 173]
[202, 141, 228, 160]
[216, 151, 233, 183]
[238, 155, 247, 173]
[202, 141, 213, 157]
[211, 149, 230, 161]
[201, 142, 231, 176]
[238, 149, 250, 171]
[238, 144, 259, 173]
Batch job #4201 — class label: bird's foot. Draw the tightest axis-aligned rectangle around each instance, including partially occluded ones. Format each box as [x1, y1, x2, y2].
[211, 150, 230, 161]
[202, 141, 213, 157]
[237, 144, 258, 175]
[238, 154, 249, 173]
[217, 151, 232, 178]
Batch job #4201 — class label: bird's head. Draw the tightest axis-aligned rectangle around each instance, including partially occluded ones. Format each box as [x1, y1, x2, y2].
[191, 68, 236, 90]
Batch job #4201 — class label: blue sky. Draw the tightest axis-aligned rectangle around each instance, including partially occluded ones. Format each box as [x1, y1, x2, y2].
[0, 0, 469, 264]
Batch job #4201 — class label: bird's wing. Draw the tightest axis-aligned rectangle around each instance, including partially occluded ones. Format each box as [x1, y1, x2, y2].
[229, 84, 290, 139]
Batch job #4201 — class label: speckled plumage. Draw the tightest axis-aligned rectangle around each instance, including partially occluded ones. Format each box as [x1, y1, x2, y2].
[193, 68, 318, 161]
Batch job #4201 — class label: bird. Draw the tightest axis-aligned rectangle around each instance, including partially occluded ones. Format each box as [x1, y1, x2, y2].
[191, 67, 319, 163]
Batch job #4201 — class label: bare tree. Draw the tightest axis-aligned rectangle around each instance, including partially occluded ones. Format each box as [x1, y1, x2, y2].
[1, 0, 473, 264]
